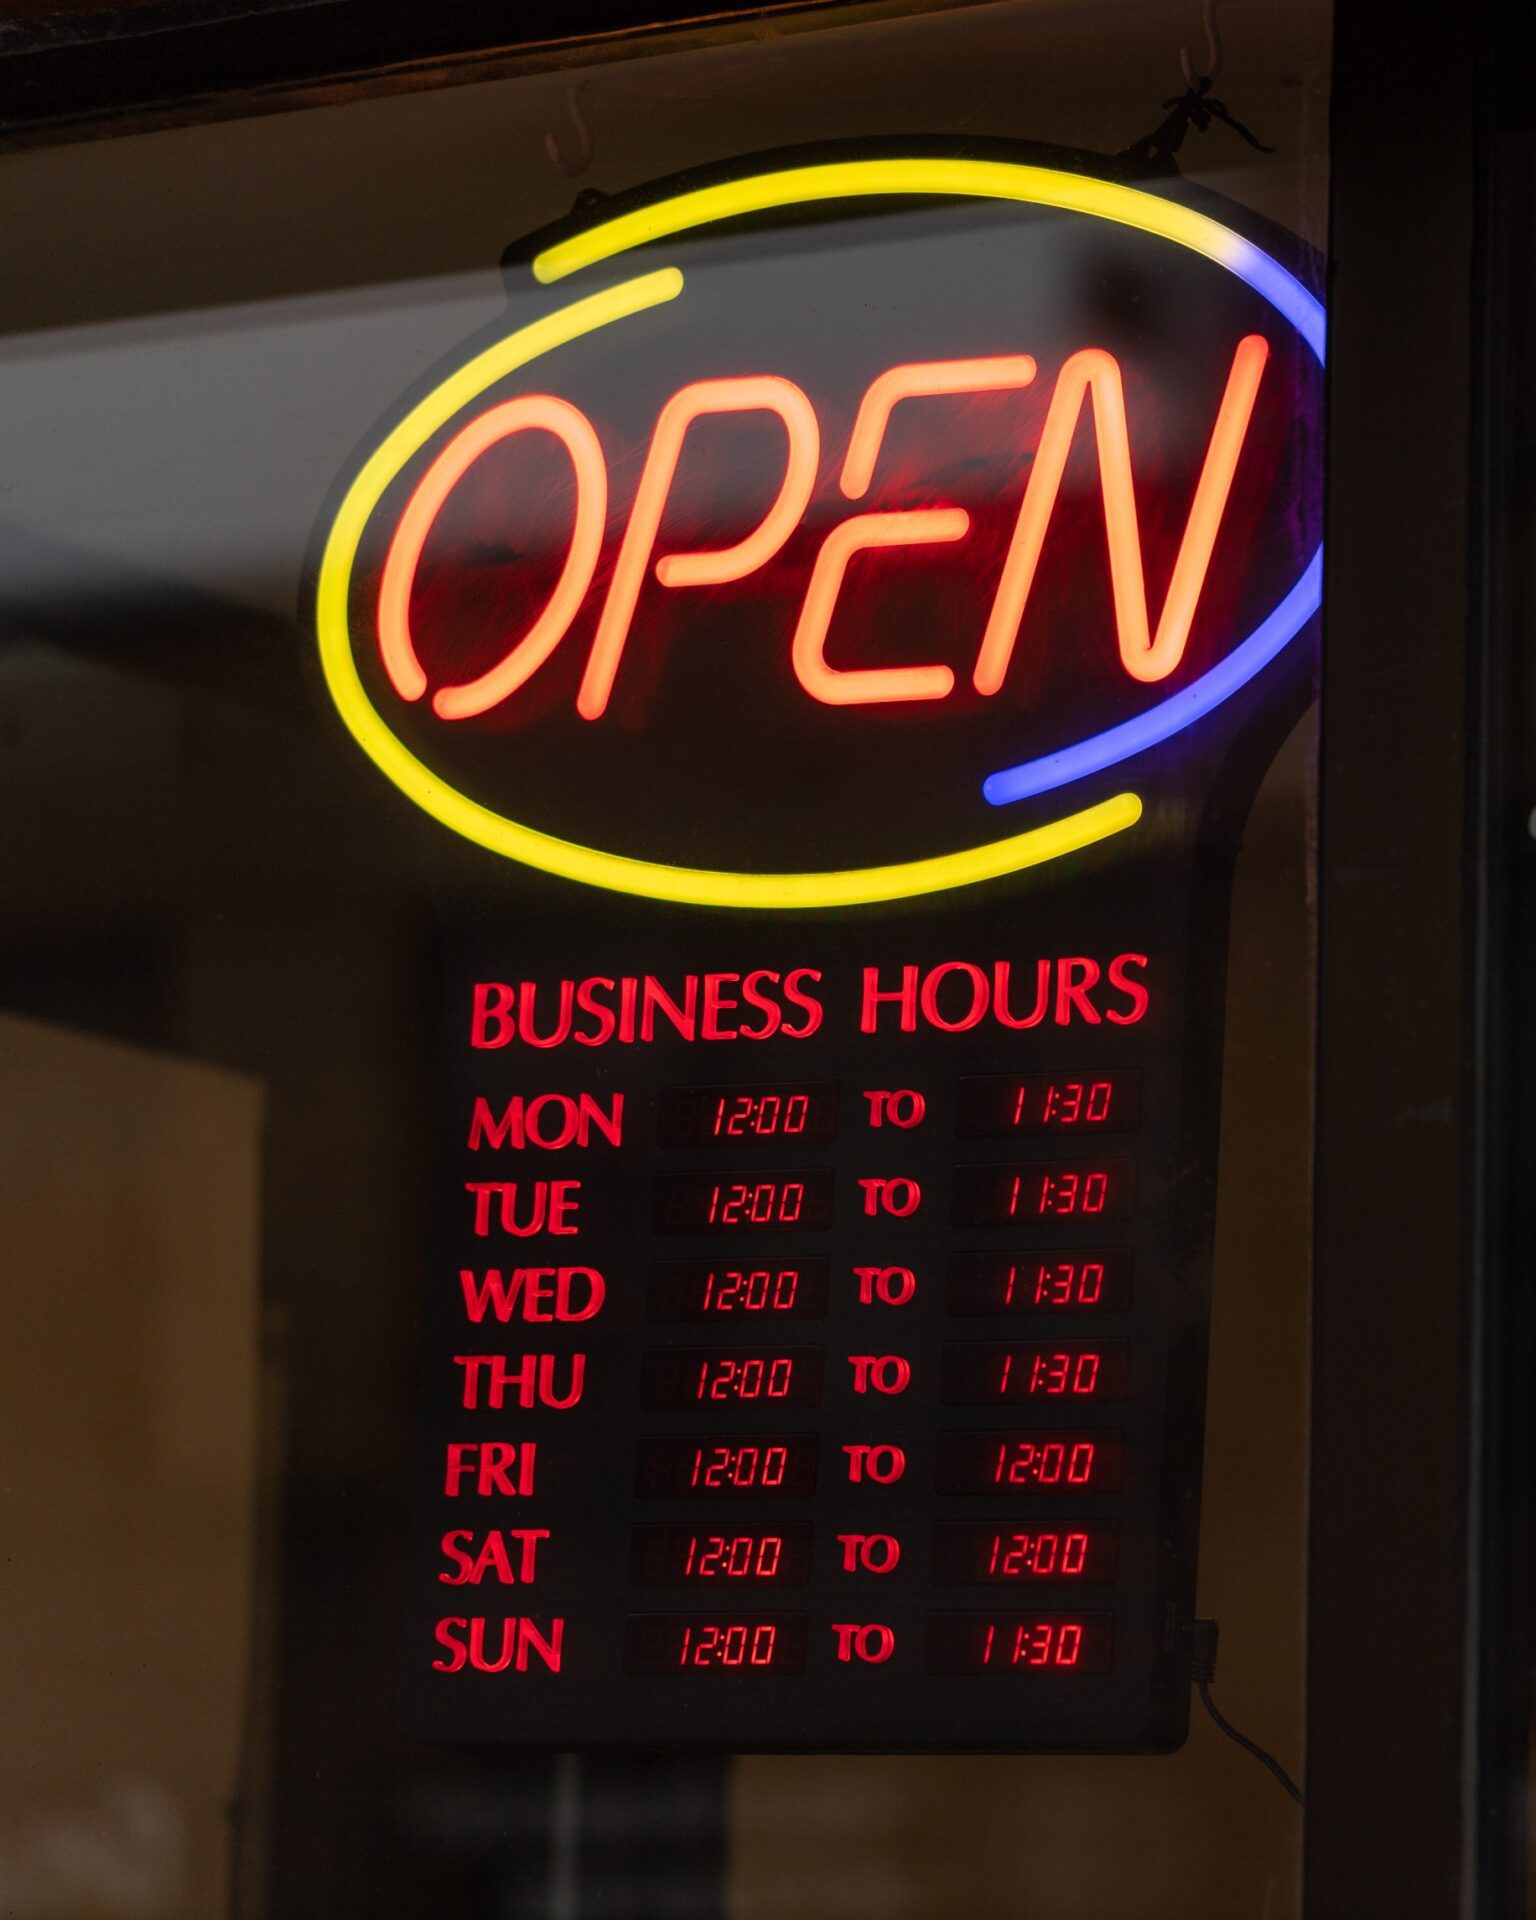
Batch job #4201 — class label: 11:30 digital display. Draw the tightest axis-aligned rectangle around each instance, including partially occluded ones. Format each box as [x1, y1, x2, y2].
[941, 1341, 1129, 1404]
[951, 1159, 1135, 1225]
[925, 1613, 1114, 1675]
[956, 1071, 1141, 1137]
[946, 1252, 1133, 1315]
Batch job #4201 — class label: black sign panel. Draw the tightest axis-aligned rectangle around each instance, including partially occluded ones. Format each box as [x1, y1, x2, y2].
[314, 147, 1324, 1749]
[400, 823, 1282, 1750]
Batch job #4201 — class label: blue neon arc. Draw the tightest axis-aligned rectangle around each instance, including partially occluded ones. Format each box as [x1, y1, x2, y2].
[983, 547, 1324, 807]
[983, 230, 1326, 809]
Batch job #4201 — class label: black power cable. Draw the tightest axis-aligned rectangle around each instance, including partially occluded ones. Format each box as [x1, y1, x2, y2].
[1188, 1619, 1304, 1806]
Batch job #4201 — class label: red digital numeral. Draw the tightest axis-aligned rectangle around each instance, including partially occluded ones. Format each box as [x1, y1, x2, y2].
[694, 1356, 796, 1402]
[977, 1620, 1084, 1668]
[992, 1350, 1102, 1397]
[1027, 1261, 1105, 1306]
[712, 1094, 812, 1137]
[700, 1269, 801, 1312]
[1011, 1170, 1109, 1216]
[993, 1440, 1099, 1486]
[683, 1535, 786, 1580]
[709, 1181, 806, 1226]
[691, 1445, 791, 1490]
[986, 1531, 1091, 1578]
[677, 1622, 780, 1668]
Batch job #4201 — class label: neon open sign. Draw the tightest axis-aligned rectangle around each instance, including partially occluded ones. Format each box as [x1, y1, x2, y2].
[316, 158, 1324, 906]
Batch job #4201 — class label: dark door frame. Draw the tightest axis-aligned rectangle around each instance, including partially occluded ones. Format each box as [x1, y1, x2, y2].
[1308, 0, 1525, 1915]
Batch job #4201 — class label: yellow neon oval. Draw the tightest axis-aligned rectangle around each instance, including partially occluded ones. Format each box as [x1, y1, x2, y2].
[315, 208, 1149, 908]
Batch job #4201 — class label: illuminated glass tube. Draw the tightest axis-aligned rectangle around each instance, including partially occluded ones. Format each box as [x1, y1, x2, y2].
[981, 546, 1324, 807]
[530, 160, 1328, 371]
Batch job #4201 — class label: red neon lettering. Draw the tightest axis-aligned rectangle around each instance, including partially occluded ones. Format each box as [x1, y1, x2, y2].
[395, 345, 1269, 729]
[438, 1528, 550, 1585]
[517, 979, 575, 1048]
[854, 1266, 917, 1306]
[431, 1617, 565, 1674]
[467, 1096, 522, 1150]
[836, 1534, 902, 1573]
[471, 982, 516, 1049]
[701, 973, 741, 1041]
[862, 1089, 926, 1129]
[641, 974, 697, 1042]
[432, 1617, 469, 1671]
[461, 1267, 550, 1321]
[443, 1440, 535, 1496]
[555, 1268, 604, 1320]
[739, 969, 785, 1040]
[536, 1091, 618, 1148]
[574, 977, 618, 1046]
[830, 1623, 897, 1664]
[458, 1266, 605, 1324]
[974, 334, 1270, 692]
[990, 958, 1048, 1029]
[919, 960, 990, 1032]
[1055, 956, 1103, 1026]
[580, 375, 819, 718]
[842, 1444, 906, 1484]
[860, 965, 920, 1034]
[792, 509, 967, 705]
[857, 1177, 921, 1217]
[467, 973, 826, 1048]
[379, 395, 606, 718]
[848, 1355, 912, 1395]
[791, 354, 1038, 706]
[453, 1353, 586, 1410]
[1107, 952, 1151, 1024]
[780, 969, 824, 1038]
[466, 1093, 623, 1151]
[515, 1617, 564, 1672]
[465, 1180, 581, 1237]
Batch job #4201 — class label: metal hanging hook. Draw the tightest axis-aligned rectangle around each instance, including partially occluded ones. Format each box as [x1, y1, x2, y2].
[1120, 0, 1271, 171]
[1179, 0, 1223, 87]
[545, 84, 594, 179]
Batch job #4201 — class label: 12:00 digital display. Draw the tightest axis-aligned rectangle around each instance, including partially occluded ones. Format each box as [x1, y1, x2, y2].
[656, 1082, 839, 1147]
[640, 1347, 824, 1410]
[653, 1170, 835, 1234]
[636, 1436, 820, 1497]
[956, 1071, 1141, 1137]
[629, 1525, 814, 1587]
[932, 1522, 1120, 1585]
[951, 1159, 1135, 1225]
[624, 1613, 809, 1675]
[646, 1261, 830, 1322]
[946, 1252, 1133, 1315]
[935, 1430, 1124, 1493]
